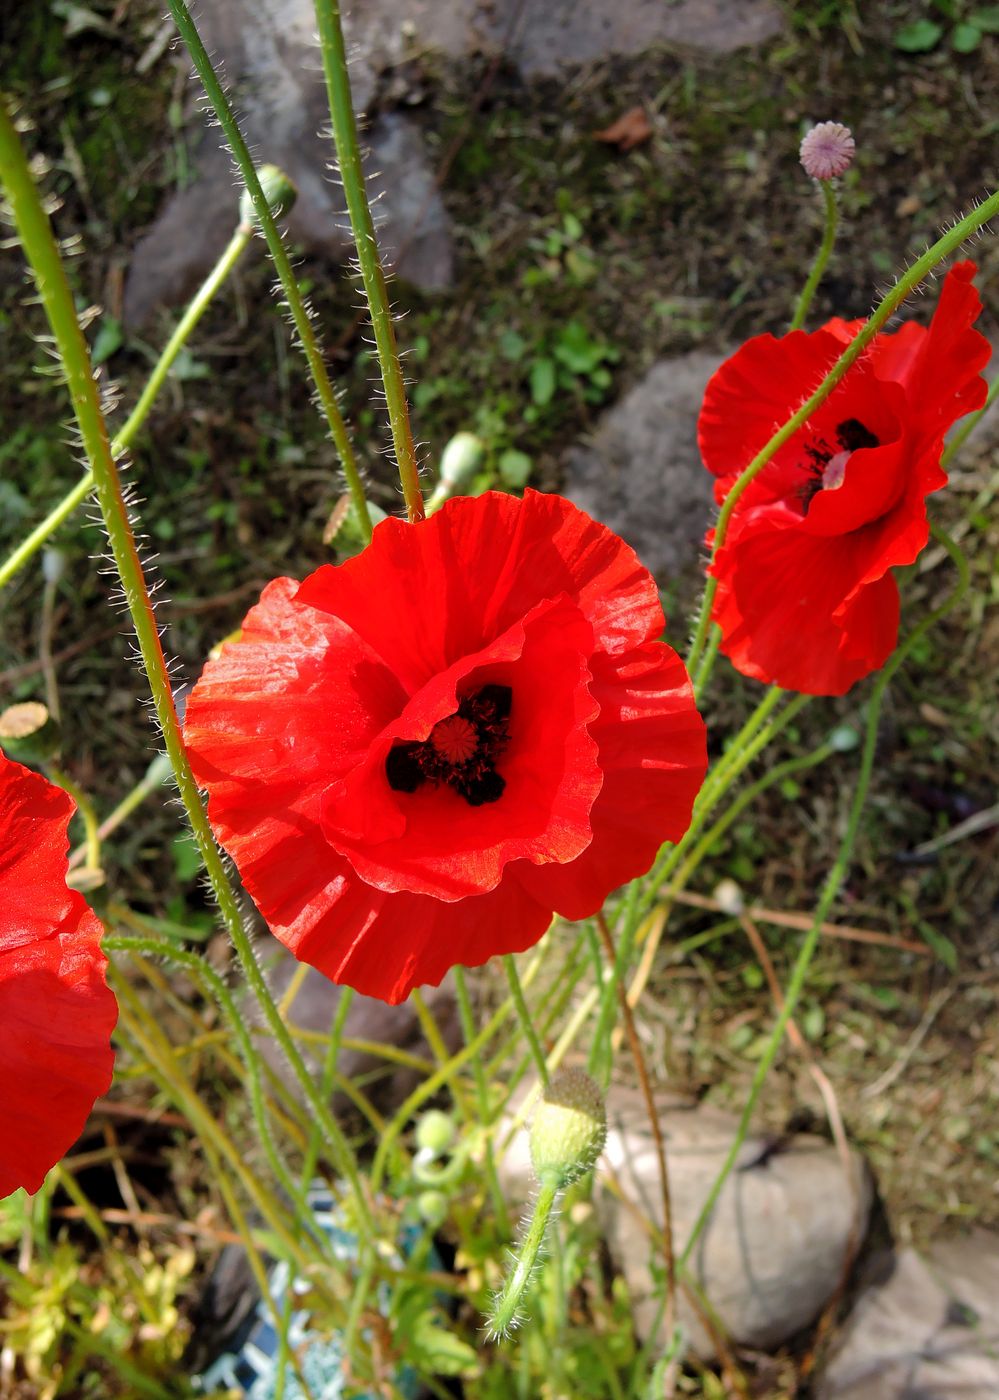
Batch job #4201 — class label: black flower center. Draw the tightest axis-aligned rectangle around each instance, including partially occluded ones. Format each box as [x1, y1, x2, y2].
[385, 684, 512, 807]
[800, 418, 880, 511]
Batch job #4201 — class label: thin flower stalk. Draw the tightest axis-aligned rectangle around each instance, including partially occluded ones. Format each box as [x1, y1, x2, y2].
[0, 99, 373, 1237]
[679, 525, 970, 1270]
[0, 222, 254, 593]
[454, 966, 512, 1234]
[312, 0, 424, 522]
[503, 954, 550, 1088]
[163, 0, 372, 541]
[790, 178, 839, 331]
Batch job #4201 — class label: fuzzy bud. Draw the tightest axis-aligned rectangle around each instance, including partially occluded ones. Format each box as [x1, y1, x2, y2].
[799, 122, 855, 181]
[529, 1067, 606, 1188]
[439, 432, 484, 491]
[0, 702, 61, 764]
[239, 165, 297, 228]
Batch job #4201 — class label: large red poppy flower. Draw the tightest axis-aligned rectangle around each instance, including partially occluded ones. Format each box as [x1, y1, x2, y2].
[183, 490, 707, 1004]
[699, 260, 990, 695]
[0, 753, 117, 1198]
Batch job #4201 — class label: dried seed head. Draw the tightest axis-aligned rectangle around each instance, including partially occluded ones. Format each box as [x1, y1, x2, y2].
[799, 122, 855, 180]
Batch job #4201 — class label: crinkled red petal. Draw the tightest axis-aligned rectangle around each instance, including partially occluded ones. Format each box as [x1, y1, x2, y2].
[321, 593, 601, 900]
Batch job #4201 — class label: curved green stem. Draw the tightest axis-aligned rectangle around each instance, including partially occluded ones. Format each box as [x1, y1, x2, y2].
[312, 0, 424, 523]
[49, 764, 101, 869]
[163, 1, 372, 540]
[0, 226, 253, 593]
[105, 935, 326, 1249]
[0, 98, 372, 1241]
[679, 526, 970, 1270]
[685, 183, 999, 679]
[790, 179, 838, 331]
[487, 1174, 560, 1338]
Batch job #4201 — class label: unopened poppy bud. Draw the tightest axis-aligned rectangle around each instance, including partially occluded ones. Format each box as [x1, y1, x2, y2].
[440, 432, 484, 490]
[0, 702, 61, 764]
[529, 1067, 606, 1188]
[239, 164, 297, 228]
[416, 1189, 449, 1228]
[799, 122, 855, 181]
[415, 1109, 455, 1158]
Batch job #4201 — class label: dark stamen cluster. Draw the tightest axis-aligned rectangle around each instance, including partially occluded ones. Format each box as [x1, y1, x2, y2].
[385, 684, 513, 807]
[799, 418, 880, 511]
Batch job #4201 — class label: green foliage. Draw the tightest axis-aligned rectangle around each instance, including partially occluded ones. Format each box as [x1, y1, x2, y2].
[894, 3, 999, 52]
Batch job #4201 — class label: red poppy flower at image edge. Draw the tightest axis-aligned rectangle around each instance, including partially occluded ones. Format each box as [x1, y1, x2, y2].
[0, 752, 117, 1198]
[699, 260, 991, 696]
[183, 490, 707, 1004]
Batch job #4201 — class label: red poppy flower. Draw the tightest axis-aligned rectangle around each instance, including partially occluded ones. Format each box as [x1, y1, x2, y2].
[699, 260, 990, 695]
[0, 753, 117, 1198]
[183, 490, 707, 1004]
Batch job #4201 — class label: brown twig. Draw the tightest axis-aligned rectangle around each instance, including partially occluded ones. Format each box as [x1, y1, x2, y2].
[668, 888, 931, 954]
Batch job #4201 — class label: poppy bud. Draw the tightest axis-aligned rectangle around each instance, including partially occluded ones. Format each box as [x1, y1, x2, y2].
[415, 1109, 456, 1159]
[0, 702, 61, 764]
[529, 1067, 606, 1188]
[426, 432, 485, 513]
[416, 1189, 449, 1228]
[799, 122, 855, 181]
[239, 164, 297, 228]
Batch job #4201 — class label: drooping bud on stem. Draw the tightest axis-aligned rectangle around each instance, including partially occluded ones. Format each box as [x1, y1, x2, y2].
[487, 1069, 607, 1338]
[239, 164, 297, 230]
[529, 1067, 607, 1189]
[799, 122, 855, 181]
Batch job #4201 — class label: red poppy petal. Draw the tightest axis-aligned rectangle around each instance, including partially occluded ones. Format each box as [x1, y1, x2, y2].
[321, 593, 601, 900]
[0, 758, 81, 956]
[516, 641, 707, 918]
[295, 491, 664, 696]
[698, 328, 846, 483]
[868, 261, 990, 434]
[712, 526, 900, 695]
[293, 877, 555, 1006]
[184, 578, 407, 804]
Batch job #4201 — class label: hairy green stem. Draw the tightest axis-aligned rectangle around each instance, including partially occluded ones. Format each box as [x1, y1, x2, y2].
[679, 526, 970, 1269]
[487, 1175, 560, 1338]
[163, 1, 372, 539]
[790, 179, 838, 331]
[312, 0, 424, 522]
[0, 224, 253, 593]
[685, 183, 999, 678]
[0, 98, 371, 1239]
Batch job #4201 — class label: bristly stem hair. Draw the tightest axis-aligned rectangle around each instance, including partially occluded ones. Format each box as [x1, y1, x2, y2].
[312, 0, 425, 523]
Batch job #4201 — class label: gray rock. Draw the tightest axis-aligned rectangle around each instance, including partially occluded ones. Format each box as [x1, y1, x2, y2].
[499, 1084, 870, 1358]
[564, 354, 723, 582]
[123, 3, 454, 325]
[818, 1231, 999, 1400]
[346, 0, 784, 75]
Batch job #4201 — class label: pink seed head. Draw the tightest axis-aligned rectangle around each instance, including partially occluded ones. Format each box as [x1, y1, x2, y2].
[799, 122, 855, 181]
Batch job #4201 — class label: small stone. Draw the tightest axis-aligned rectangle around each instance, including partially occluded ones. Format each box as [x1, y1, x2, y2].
[563, 354, 724, 582]
[818, 1231, 999, 1399]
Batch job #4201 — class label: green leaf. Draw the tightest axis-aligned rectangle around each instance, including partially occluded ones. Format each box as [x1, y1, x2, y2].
[529, 357, 556, 406]
[407, 1318, 479, 1376]
[171, 833, 202, 883]
[498, 449, 532, 488]
[91, 316, 123, 366]
[952, 22, 982, 50]
[917, 922, 958, 972]
[970, 6, 999, 31]
[894, 18, 944, 49]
